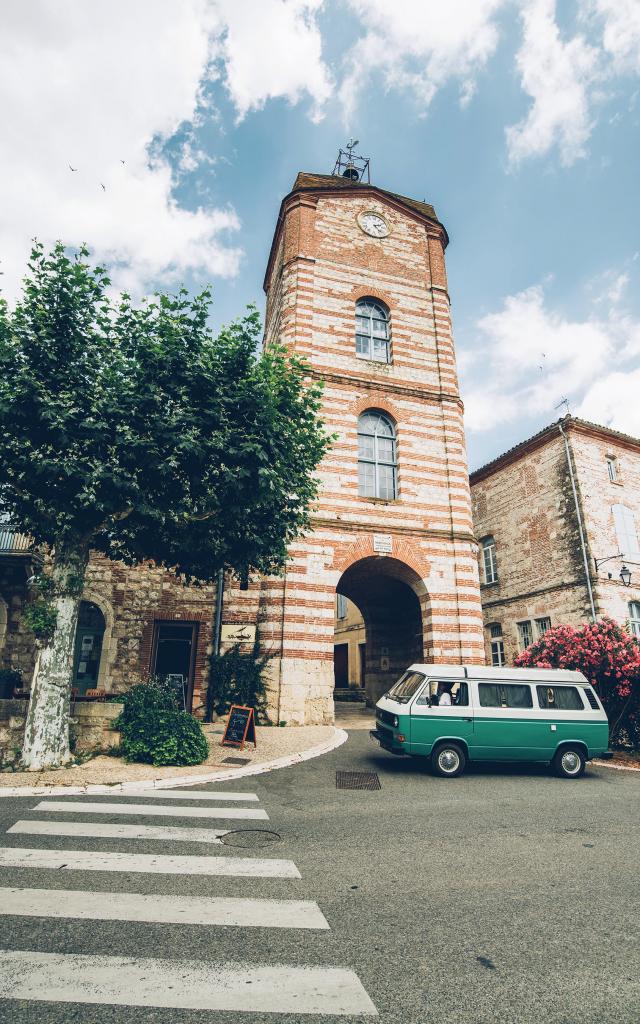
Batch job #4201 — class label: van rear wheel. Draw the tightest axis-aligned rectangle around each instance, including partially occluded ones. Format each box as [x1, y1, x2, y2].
[553, 746, 586, 779]
[432, 742, 466, 778]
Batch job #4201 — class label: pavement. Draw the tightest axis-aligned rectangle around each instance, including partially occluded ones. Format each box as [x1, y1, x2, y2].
[0, 727, 638, 1023]
[0, 724, 342, 791]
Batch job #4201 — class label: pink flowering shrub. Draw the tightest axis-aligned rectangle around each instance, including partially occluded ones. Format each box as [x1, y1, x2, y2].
[515, 617, 640, 749]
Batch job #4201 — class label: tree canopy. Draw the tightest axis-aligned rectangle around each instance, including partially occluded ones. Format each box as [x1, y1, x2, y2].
[0, 241, 329, 581]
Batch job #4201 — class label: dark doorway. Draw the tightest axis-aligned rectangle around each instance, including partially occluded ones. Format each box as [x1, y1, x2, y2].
[72, 601, 106, 694]
[152, 621, 198, 711]
[336, 556, 425, 705]
[334, 643, 349, 688]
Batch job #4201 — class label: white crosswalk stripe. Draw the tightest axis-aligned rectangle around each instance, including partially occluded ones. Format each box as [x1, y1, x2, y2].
[0, 787, 378, 1015]
[0, 846, 301, 877]
[0, 950, 378, 1015]
[117, 789, 259, 801]
[33, 799, 268, 819]
[0, 888, 330, 930]
[8, 819, 230, 844]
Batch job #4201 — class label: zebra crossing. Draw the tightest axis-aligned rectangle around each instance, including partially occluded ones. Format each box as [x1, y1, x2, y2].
[0, 786, 378, 1017]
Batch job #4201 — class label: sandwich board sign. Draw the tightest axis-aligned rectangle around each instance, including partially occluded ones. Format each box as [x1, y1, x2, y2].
[221, 705, 257, 750]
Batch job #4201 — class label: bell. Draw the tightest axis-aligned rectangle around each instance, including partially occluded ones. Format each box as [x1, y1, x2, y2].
[342, 163, 359, 181]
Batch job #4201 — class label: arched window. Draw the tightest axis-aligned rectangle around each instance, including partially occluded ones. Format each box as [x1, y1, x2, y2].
[481, 536, 498, 584]
[358, 411, 397, 499]
[355, 298, 390, 363]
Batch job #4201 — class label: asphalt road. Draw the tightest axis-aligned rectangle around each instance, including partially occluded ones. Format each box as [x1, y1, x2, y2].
[0, 730, 638, 1024]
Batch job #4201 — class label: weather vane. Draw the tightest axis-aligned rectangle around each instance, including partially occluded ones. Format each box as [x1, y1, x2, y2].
[332, 140, 370, 183]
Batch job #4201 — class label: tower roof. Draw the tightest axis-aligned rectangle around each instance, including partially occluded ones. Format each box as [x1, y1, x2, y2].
[264, 171, 447, 293]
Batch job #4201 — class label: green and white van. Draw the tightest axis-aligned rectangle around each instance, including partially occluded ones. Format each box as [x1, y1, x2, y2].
[370, 665, 611, 779]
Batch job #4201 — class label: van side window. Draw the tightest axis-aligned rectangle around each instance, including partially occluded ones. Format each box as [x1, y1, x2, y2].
[478, 683, 533, 709]
[536, 685, 584, 710]
[455, 682, 469, 707]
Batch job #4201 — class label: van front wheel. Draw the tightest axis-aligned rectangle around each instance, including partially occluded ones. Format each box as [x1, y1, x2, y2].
[432, 742, 466, 778]
[553, 746, 586, 779]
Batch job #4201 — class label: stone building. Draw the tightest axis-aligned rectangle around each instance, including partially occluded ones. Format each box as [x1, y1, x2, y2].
[470, 416, 640, 666]
[0, 162, 485, 723]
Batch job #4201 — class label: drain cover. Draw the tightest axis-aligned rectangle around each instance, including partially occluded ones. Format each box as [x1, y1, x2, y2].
[336, 770, 381, 790]
[221, 757, 251, 765]
[221, 829, 281, 848]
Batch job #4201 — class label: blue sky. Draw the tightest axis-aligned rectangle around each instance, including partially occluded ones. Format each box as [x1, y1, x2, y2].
[1, 0, 639, 470]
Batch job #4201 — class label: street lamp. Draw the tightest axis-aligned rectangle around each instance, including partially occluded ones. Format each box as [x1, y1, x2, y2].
[594, 553, 633, 587]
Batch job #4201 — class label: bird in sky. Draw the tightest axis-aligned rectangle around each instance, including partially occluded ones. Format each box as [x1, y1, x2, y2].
[100, 183, 106, 191]
[120, 159, 125, 164]
[69, 164, 78, 172]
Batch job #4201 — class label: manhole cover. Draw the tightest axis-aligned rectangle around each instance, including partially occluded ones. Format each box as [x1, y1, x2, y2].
[336, 770, 381, 790]
[221, 829, 282, 848]
[221, 757, 251, 765]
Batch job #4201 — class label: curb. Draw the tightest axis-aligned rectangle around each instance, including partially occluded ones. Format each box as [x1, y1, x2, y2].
[592, 758, 640, 773]
[0, 728, 350, 797]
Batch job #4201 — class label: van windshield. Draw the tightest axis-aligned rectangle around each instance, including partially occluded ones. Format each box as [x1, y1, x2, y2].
[387, 671, 426, 704]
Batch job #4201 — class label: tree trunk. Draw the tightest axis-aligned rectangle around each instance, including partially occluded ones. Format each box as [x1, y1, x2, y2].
[21, 546, 89, 770]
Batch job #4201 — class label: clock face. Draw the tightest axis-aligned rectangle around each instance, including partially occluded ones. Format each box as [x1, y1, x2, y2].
[358, 212, 390, 238]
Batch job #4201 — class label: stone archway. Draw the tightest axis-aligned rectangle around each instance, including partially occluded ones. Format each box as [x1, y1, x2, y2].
[335, 556, 428, 705]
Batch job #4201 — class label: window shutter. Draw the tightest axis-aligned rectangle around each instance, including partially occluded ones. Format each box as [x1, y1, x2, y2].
[613, 504, 639, 556]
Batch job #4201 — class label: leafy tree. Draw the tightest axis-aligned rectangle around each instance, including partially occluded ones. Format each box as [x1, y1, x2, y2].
[0, 242, 329, 769]
[515, 617, 640, 748]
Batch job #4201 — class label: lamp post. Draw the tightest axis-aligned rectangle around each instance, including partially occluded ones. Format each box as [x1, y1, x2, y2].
[593, 553, 633, 587]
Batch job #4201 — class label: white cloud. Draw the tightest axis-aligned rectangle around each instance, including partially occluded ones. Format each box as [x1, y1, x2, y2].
[576, 368, 640, 436]
[0, 0, 242, 300]
[461, 280, 640, 434]
[507, 0, 600, 167]
[217, 0, 332, 121]
[0, 0, 333, 302]
[584, 0, 640, 75]
[342, 0, 507, 120]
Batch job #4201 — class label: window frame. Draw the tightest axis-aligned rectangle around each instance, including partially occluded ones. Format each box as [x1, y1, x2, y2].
[482, 537, 498, 584]
[517, 620, 533, 651]
[488, 623, 504, 666]
[535, 616, 551, 637]
[612, 503, 640, 558]
[355, 298, 390, 364]
[628, 601, 640, 639]
[336, 594, 348, 620]
[357, 410, 398, 500]
[606, 456, 619, 484]
[536, 684, 585, 711]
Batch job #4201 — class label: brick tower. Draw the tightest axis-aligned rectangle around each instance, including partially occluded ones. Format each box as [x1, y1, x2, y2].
[253, 159, 484, 724]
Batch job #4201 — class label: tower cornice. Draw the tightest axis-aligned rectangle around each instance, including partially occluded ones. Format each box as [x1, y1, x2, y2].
[263, 172, 449, 294]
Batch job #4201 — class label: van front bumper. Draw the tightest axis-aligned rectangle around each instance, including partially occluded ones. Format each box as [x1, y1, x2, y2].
[370, 728, 407, 756]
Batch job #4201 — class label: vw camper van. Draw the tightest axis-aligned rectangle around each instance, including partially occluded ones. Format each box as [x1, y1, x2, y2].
[370, 665, 611, 778]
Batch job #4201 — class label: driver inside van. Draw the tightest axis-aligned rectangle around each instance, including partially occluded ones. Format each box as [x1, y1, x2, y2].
[437, 682, 453, 706]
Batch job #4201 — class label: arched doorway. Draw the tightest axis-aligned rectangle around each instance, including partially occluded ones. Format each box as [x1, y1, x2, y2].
[335, 556, 426, 705]
[72, 601, 106, 694]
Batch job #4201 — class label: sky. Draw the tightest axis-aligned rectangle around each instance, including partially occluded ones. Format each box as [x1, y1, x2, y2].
[1, 0, 639, 471]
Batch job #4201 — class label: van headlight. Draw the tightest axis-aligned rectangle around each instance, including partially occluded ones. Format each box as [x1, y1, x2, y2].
[391, 714, 398, 727]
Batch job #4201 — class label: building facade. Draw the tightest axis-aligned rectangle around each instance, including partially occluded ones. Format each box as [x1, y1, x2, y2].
[470, 416, 640, 666]
[0, 167, 487, 723]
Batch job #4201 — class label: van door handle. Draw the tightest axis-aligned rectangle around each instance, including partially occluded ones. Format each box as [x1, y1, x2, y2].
[462, 717, 472, 721]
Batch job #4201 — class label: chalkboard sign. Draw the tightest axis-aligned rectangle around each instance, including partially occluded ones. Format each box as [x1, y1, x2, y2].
[221, 705, 257, 750]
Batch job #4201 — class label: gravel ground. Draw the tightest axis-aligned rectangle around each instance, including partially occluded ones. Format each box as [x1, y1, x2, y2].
[0, 724, 336, 788]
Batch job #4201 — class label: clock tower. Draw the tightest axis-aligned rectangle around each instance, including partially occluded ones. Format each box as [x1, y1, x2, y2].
[249, 157, 484, 724]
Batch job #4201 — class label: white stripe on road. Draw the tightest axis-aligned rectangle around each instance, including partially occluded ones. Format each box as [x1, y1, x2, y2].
[0, 847, 300, 878]
[8, 820, 230, 845]
[33, 800, 268, 820]
[118, 789, 259, 801]
[0, 951, 377, 1015]
[0, 889, 329, 930]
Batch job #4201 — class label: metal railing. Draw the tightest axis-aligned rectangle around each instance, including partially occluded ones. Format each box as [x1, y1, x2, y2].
[0, 525, 32, 554]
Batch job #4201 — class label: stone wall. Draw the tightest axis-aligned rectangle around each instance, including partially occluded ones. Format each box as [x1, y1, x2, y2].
[470, 418, 640, 664]
[0, 699, 123, 765]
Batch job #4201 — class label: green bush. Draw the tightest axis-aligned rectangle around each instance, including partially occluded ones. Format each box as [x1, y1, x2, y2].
[206, 641, 270, 722]
[115, 681, 209, 766]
